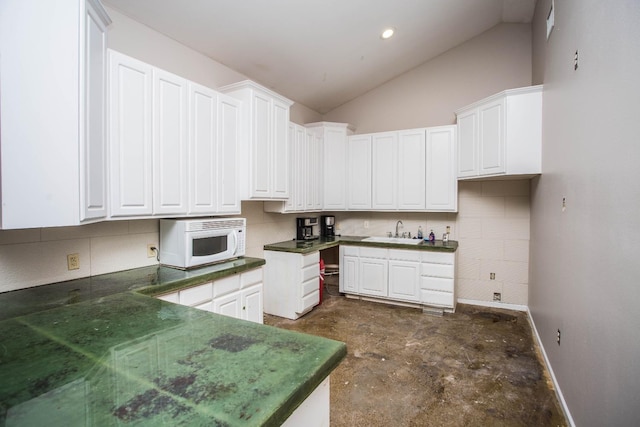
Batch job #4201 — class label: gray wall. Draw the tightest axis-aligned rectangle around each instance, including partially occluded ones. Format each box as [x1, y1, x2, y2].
[323, 23, 531, 133]
[530, 0, 640, 425]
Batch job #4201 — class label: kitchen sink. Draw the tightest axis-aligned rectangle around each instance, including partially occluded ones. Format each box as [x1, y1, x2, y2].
[362, 236, 423, 245]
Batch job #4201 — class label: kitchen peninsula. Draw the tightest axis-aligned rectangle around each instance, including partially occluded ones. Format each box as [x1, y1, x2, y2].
[0, 261, 346, 426]
[263, 237, 458, 320]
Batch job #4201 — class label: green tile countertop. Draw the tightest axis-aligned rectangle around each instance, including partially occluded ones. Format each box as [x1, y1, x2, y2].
[264, 236, 458, 254]
[0, 259, 347, 426]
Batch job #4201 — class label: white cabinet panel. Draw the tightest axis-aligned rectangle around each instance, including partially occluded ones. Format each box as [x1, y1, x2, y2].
[479, 99, 504, 175]
[242, 284, 264, 324]
[217, 94, 241, 213]
[398, 129, 426, 210]
[153, 68, 188, 215]
[372, 132, 397, 210]
[359, 258, 387, 297]
[272, 99, 290, 199]
[457, 112, 477, 178]
[388, 260, 420, 301]
[189, 83, 218, 214]
[213, 292, 242, 318]
[348, 135, 372, 209]
[426, 126, 457, 211]
[109, 50, 153, 217]
[179, 282, 213, 306]
[318, 123, 352, 210]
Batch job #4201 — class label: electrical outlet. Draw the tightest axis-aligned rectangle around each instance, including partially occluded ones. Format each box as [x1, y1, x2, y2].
[493, 292, 501, 302]
[147, 244, 157, 258]
[490, 272, 496, 280]
[364, 221, 369, 229]
[67, 253, 80, 270]
[557, 329, 561, 345]
[562, 197, 566, 212]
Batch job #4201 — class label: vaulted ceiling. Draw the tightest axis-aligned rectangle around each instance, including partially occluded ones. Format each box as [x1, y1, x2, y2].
[103, 0, 536, 113]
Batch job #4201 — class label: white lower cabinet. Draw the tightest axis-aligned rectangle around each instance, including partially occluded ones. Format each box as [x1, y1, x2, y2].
[263, 250, 320, 320]
[420, 251, 456, 311]
[340, 246, 456, 311]
[155, 267, 264, 324]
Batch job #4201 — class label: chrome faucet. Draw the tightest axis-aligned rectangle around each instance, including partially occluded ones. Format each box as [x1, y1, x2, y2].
[395, 220, 403, 237]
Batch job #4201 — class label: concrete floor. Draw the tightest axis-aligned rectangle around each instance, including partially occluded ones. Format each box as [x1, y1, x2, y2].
[264, 283, 567, 426]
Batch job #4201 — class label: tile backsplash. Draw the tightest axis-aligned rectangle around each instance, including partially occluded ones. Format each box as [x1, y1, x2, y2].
[0, 181, 531, 307]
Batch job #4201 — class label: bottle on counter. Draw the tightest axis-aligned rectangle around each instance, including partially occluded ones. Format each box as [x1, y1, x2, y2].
[417, 226, 423, 239]
[429, 229, 435, 242]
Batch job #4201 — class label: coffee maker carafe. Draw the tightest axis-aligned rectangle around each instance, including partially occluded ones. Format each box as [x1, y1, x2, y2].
[320, 215, 336, 237]
[296, 217, 318, 240]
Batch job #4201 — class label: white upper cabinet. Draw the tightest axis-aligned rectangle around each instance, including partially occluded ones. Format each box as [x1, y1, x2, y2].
[426, 126, 458, 212]
[348, 135, 373, 210]
[109, 50, 240, 218]
[397, 129, 426, 210]
[109, 51, 154, 217]
[372, 132, 398, 210]
[188, 84, 241, 215]
[0, 0, 111, 229]
[219, 81, 293, 200]
[264, 122, 324, 213]
[348, 126, 457, 212]
[216, 94, 241, 214]
[312, 122, 353, 211]
[456, 85, 542, 179]
[153, 68, 189, 215]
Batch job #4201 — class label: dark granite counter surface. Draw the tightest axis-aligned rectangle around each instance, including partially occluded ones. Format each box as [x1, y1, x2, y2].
[264, 235, 458, 254]
[0, 258, 346, 426]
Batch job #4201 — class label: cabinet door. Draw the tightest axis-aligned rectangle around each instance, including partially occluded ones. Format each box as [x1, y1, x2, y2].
[241, 284, 263, 324]
[388, 260, 420, 302]
[284, 123, 298, 211]
[251, 92, 272, 197]
[294, 125, 306, 211]
[218, 94, 241, 213]
[457, 110, 477, 178]
[322, 127, 348, 210]
[398, 129, 426, 210]
[109, 51, 153, 217]
[81, 0, 109, 221]
[348, 135, 372, 209]
[189, 82, 218, 214]
[310, 131, 323, 210]
[153, 69, 188, 215]
[340, 255, 359, 293]
[272, 98, 290, 198]
[479, 98, 505, 175]
[426, 126, 457, 211]
[359, 258, 387, 297]
[213, 291, 242, 319]
[372, 132, 397, 210]
[304, 130, 314, 211]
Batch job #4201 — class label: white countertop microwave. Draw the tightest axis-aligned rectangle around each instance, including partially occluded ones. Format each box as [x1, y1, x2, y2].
[159, 218, 246, 269]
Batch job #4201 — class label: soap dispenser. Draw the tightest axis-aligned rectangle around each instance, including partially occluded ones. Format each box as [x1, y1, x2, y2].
[429, 229, 435, 242]
[417, 226, 423, 239]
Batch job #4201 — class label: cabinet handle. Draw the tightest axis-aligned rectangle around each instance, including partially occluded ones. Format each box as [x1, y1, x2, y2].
[242, 306, 246, 310]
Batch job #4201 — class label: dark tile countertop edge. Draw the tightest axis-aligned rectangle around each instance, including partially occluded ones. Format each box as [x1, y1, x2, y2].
[263, 236, 458, 254]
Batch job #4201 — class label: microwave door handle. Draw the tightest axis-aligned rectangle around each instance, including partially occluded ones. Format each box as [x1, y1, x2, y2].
[230, 231, 238, 256]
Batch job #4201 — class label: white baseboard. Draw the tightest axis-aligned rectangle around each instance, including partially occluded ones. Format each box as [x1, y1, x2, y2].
[526, 308, 576, 427]
[457, 298, 528, 312]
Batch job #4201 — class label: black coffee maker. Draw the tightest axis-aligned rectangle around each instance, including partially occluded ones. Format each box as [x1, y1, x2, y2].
[320, 215, 336, 237]
[296, 217, 318, 240]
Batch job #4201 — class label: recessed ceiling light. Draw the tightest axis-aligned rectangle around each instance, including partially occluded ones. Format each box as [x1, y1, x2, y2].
[381, 28, 395, 39]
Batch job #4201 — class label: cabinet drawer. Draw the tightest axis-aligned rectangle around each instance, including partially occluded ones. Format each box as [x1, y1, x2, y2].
[421, 263, 455, 278]
[241, 268, 263, 288]
[157, 292, 179, 304]
[179, 282, 213, 306]
[301, 263, 319, 282]
[298, 289, 319, 314]
[301, 277, 320, 297]
[359, 247, 387, 259]
[302, 251, 320, 267]
[420, 289, 454, 307]
[420, 252, 455, 264]
[212, 275, 241, 297]
[421, 276, 454, 293]
[389, 249, 421, 262]
[342, 246, 359, 257]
